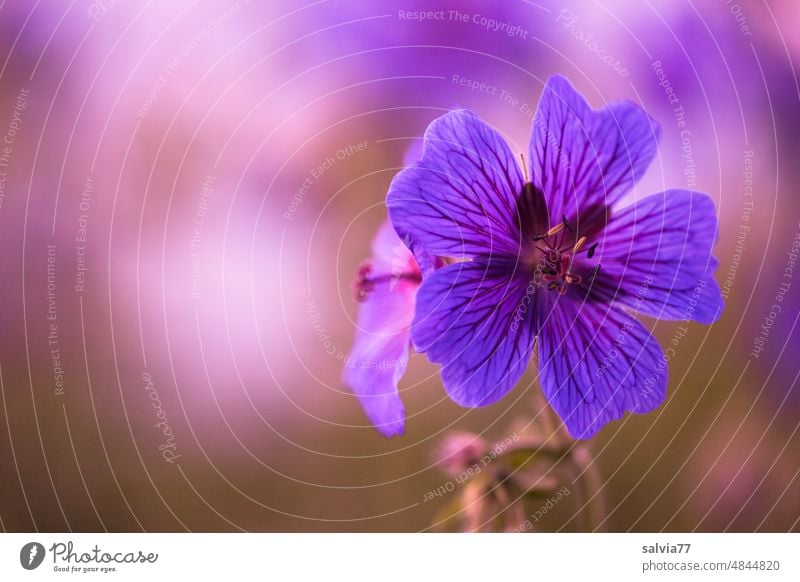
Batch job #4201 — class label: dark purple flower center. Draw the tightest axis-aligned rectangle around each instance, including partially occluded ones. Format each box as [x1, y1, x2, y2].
[518, 182, 601, 295]
[532, 224, 598, 295]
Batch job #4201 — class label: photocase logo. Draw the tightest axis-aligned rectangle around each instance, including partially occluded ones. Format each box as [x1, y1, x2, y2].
[20, 542, 46, 570]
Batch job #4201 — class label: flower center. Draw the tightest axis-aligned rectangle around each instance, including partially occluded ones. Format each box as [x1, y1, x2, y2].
[531, 217, 600, 295]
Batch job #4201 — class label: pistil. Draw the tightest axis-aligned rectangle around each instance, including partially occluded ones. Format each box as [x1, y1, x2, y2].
[353, 262, 422, 302]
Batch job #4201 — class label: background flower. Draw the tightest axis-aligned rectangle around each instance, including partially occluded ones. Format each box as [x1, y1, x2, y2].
[343, 220, 421, 437]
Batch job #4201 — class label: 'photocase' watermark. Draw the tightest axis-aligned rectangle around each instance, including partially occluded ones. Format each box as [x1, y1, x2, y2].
[556, 10, 629, 77]
[142, 371, 180, 463]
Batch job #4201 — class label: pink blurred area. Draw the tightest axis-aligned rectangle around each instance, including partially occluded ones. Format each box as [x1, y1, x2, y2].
[0, 0, 797, 532]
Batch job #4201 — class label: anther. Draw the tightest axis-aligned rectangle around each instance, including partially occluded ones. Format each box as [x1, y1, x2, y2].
[353, 262, 374, 302]
[572, 236, 587, 253]
[587, 243, 598, 259]
[546, 222, 565, 237]
[562, 215, 575, 233]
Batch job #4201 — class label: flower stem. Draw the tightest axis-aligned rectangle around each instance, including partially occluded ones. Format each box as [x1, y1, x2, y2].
[571, 444, 607, 532]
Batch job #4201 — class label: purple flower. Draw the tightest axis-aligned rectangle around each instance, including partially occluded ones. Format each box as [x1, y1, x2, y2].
[343, 220, 425, 437]
[343, 141, 441, 438]
[387, 75, 724, 438]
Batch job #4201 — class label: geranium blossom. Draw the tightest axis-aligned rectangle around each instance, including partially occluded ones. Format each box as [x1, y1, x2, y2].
[386, 75, 723, 438]
[343, 220, 423, 437]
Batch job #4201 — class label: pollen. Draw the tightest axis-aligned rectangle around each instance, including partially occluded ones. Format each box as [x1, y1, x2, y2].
[353, 262, 375, 302]
[533, 226, 599, 295]
[546, 222, 565, 237]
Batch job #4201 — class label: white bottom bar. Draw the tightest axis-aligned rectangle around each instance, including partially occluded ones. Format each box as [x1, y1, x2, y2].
[0, 533, 797, 580]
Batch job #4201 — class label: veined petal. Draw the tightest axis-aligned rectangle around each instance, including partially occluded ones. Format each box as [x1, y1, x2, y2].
[412, 259, 538, 407]
[537, 294, 667, 439]
[590, 190, 723, 324]
[387, 110, 525, 259]
[530, 75, 661, 231]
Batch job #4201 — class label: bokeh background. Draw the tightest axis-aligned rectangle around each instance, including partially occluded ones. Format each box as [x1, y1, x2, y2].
[0, 0, 798, 532]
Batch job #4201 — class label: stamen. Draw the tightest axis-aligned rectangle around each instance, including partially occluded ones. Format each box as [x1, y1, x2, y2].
[546, 222, 564, 237]
[353, 261, 422, 302]
[530, 216, 597, 295]
[520, 152, 529, 183]
[353, 262, 374, 302]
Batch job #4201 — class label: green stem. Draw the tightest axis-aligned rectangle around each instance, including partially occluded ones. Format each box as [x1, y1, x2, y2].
[571, 444, 607, 532]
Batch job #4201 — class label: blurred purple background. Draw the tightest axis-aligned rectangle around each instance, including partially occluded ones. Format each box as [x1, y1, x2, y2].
[0, 0, 797, 532]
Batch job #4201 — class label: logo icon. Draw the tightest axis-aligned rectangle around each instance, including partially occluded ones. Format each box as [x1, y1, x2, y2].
[20, 542, 45, 570]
